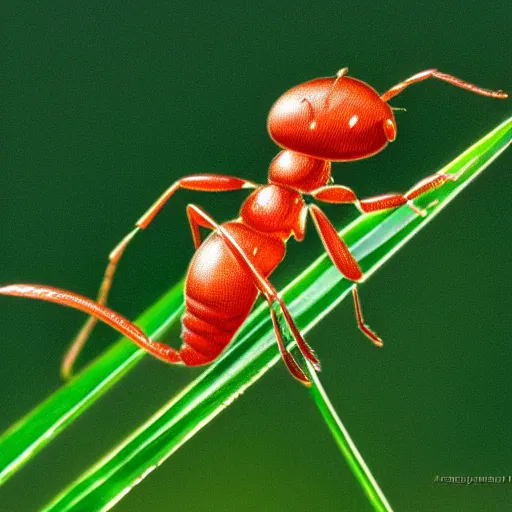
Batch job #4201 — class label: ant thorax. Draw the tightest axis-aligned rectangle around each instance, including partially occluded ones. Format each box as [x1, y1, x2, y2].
[240, 183, 306, 241]
[268, 150, 331, 193]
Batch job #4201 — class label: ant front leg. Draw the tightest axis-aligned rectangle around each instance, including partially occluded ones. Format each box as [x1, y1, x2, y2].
[308, 204, 383, 347]
[186, 204, 320, 386]
[312, 165, 467, 217]
[61, 174, 257, 380]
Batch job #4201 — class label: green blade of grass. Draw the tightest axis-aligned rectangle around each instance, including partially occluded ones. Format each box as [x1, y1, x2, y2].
[0, 283, 184, 486]
[32, 117, 512, 511]
[307, 361, 393, 512]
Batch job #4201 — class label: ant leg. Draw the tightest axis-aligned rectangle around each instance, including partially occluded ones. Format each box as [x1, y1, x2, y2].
[186, 204, 320, 385]
[309, 204, 382, 347]
[352, 287, 383, 347]
[270, 308, 312, 385]
[312, 184, 414, 214]
[61, 174, 257, 379]
[0, 284, 182, 365]
[381, 69, 507, 102]
[136, 175, 257, 229]
[186, 205, 208, 250]
[61, 227, 138, 379]
[312, 163, 468, 218]
[186, 208, 315, 383]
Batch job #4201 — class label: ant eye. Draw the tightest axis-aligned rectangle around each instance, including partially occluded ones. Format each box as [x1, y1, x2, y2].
[383, 118, 397, 142]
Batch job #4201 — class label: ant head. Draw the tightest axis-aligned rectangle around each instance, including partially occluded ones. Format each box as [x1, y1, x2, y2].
[267, 72, 397, 162]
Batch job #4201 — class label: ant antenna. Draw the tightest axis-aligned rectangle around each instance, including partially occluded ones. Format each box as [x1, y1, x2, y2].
[301, 68, 350, 130]
[323, 67, 349, 109]
[300, 97, 317, 130]
[390, 106, 407, 112]
[305, 68, 350, 131]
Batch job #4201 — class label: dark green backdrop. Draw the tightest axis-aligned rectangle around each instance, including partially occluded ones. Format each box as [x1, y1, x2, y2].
[1, 2, 511, 511]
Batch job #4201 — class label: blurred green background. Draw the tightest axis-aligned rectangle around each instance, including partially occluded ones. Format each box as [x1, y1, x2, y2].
[1, 1, 511, 511]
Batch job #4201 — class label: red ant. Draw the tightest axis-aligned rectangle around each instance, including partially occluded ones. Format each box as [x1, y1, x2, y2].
[0, 68, 507, 385]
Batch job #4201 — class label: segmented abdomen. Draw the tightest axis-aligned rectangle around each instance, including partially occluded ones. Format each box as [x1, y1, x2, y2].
[179, 221, 285, 366]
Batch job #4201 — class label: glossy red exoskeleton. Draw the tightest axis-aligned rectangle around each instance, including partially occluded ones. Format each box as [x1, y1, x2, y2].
[0, 68, 507, 385]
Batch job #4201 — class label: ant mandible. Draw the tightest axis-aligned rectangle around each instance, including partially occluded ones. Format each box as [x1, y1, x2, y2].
[0, 68, 507, 385]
